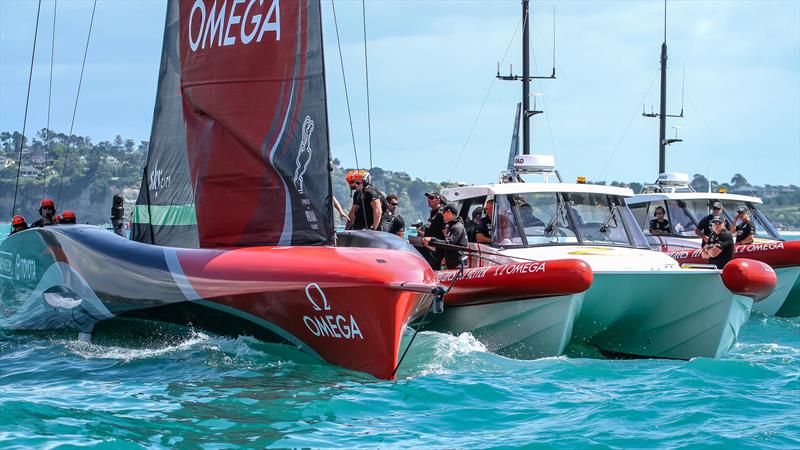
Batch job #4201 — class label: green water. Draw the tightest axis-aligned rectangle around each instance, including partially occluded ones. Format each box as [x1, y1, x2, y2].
[1, 227, 798, 448]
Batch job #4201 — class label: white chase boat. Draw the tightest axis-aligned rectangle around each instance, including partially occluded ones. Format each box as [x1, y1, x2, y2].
[628, 173, 800, 317]
[442, 155, 755, 359]
[625, 9, 798, 317]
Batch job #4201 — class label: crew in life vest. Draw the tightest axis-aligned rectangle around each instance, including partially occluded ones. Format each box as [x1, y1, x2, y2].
[701, 216, 734, 269]
[31, 198, 57, 227]
[731, 208, 755, 244]
[9, 215, 28, 235]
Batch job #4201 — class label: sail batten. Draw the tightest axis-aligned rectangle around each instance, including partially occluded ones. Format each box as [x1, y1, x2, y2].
[133, 0, 333, 248]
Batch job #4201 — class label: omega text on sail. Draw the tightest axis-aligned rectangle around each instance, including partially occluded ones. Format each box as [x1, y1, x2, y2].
[188, 0, 281, 52]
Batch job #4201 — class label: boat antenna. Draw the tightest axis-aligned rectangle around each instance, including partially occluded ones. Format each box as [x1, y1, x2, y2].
[12, 0, 43, 218]
[497, 0, 555, 156]
[642, 0, 683, 175]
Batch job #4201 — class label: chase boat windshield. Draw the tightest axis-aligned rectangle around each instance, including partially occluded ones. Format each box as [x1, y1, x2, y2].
[630, 173, 784, 241]
[493, 189, 650, 249]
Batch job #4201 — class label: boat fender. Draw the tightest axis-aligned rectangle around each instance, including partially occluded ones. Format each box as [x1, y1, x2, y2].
[721, 258, 777, 302]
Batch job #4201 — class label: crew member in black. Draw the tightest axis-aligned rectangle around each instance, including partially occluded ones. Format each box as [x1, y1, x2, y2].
[475, 199, 494, 243]
[731, 208, 755, 244]
[416, 192, 446, 268]
[111, 194, 125, 236]
[648, 206, 671, 235]
[695, 201, 728, 242]
[385, 194, 405, 238]
[9, 215, 28, 235]
[347, 170, 383, 230]
[423, 204, 467, 270]
[701, 216, 734, 269]
[465, 206, 483, 242]
[31, 198, 57, 227]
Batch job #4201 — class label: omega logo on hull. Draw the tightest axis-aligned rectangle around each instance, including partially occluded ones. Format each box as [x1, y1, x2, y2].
[302, 283, 364, 340]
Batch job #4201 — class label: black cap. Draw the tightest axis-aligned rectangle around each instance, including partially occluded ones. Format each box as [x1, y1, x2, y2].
[442, 204, 458, 215]
[738, 207, 749, 214]
[424, 192, 441, 199]
[711, 201, 723, 209]
[710, 215, 725, 224]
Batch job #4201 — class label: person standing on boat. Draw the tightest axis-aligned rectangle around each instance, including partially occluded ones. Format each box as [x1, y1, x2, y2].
[701, 216, 734, 269]
[417, 192, 446, 268]
[695, 201, 729, 242]
[9, 215, 28, 235]
[649, 206, 671, 235]
[475, 199, 494, 243]
[347, 170, 383, 231]
[31, 198, 57, 227]
[730, 208, 755, 245]
[110, 194, 125, 237]
[385, 194, 405, 238]
[423, 204, 467, 270]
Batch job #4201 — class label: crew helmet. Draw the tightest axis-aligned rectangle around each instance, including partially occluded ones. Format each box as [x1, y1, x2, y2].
[61, 210, 77, 224]
[353, 169, 371, 185]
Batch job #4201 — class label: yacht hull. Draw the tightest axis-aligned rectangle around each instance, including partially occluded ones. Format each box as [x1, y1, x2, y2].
[573, 271, 752, 359]
[0, 226, 437, 380]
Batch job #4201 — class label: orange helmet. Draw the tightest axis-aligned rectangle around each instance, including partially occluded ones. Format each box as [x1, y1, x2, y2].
[12, 215, 26, 226]
[54, 214, 62, 223]
[345, 169, 356, 184]
[60, 210, 77, 224]
[40, 198, 55, 208]
[353, 169, 371, 185]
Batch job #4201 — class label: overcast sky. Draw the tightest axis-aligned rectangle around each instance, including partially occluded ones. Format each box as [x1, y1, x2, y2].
[1, 0, 798, 187]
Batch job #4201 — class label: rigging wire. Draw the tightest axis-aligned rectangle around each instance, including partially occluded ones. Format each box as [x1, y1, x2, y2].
[56, 0, 97, 206]
[330, 0, 360, 170]
[11, 0, 43, 217]
[597, 69, 660, 179]
[43, 0, 57, 200]
[446, 14, 523, 184]
[361, 0, 373, 170]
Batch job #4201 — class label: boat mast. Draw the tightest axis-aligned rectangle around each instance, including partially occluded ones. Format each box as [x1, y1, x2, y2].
[643, 0, 683, 174]
[498, 0, 555, 156]
[522, 0, 531, 155]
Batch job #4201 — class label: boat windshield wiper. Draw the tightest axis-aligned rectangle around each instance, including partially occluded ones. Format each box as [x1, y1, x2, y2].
[545, 201, 565, 235]
[600, 205, 618, 234]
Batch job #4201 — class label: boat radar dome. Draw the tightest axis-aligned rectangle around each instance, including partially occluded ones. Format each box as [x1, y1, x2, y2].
[513, 154, 556, 174]
[656, 172, 690, 186]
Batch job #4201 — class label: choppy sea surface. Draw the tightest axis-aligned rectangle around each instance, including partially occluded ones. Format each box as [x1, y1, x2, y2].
[1, 225, 798, 448]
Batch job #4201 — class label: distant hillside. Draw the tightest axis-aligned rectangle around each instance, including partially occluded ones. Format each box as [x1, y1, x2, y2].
[2, 129, 797, 229]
